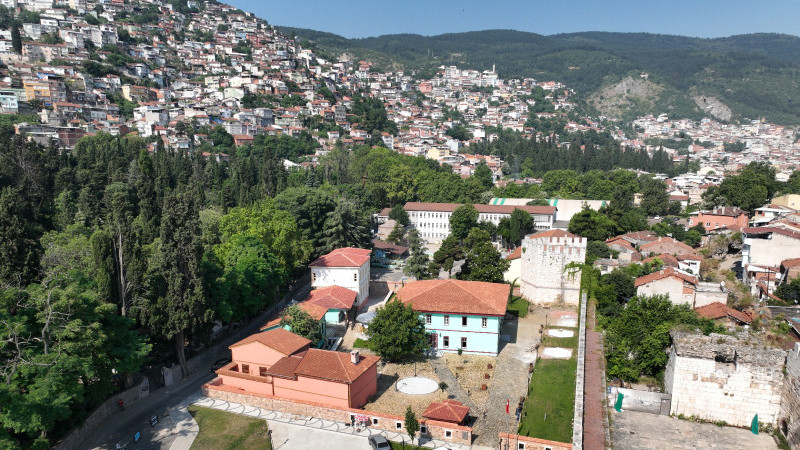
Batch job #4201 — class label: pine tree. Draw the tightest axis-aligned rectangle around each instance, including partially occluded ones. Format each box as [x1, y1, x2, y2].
[11, 22, 21, 55]
[403, 228, 430, 280]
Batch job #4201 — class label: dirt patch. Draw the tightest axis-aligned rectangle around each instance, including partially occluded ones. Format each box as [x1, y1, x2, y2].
[363, 360, 444, 417]
[443, 353, 497, 411]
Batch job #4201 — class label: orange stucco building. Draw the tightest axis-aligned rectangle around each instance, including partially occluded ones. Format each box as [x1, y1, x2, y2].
[214, 327, 380, 409]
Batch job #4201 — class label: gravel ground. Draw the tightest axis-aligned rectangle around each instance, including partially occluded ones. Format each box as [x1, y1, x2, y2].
[443, 353, 497, 412]
[363, 359, 446, 418]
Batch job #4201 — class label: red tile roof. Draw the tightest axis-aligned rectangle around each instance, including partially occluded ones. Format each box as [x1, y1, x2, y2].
[744, 227, 800, 241]
[422, 400, 470, 424]
[309, 247, 371, 267]
[782, 257, 800, 269]
[634, 267, 698, 288]
[230, 327, 311, 356]
[264, 354, 304, 379]
[396, 279, 509, 316]
[640, 237, 698, 256]
[403, 202, 555, 215]
[372, 239, 409, 256]
[507, 247, 522, 260]
[293, 349, 380, 384]
[645, 253, 680, 268]
[306, 285, 357, 310]
[695, 302, 752, 324]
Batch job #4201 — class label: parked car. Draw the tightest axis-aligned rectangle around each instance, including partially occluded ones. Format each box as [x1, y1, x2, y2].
[368, 435, 390, 450]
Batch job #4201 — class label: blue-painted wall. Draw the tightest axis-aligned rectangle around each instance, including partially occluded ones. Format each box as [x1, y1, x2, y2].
[419, 313, 501, 356]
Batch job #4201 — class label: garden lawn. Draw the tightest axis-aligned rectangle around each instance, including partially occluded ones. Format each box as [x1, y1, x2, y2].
[188, 405, 272, 450]
[517, 328, 579, 443]
[507, 297, 529, 318]
[390, 441, 426, 450]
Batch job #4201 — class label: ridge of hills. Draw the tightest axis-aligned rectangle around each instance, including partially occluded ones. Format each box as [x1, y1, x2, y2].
[280, 27, 800, 125]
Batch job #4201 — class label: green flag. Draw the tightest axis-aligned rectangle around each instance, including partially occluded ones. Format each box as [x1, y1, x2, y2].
[614, 393, 623, 412]
[751, 414, 759, 435]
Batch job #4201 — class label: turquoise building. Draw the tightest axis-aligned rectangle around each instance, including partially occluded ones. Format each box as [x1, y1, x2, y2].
[396, 279, 509, 356]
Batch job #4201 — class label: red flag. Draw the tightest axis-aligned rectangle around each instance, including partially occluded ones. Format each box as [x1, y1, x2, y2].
[506, 398, 510, 414]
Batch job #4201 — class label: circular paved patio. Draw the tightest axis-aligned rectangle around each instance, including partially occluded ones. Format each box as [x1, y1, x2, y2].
[395, 376, 438, 395]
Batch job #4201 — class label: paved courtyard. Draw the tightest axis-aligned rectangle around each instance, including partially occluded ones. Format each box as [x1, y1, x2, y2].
[610, 410, 778, 449]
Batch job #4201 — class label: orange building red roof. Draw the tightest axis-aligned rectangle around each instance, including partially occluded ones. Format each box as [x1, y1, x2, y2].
[423, 400, 470, 424]
[309, 247, 371, 267]
[294, 349, 380, 384]
[230, 327, 311, 356]
[396, 279, 509, 316]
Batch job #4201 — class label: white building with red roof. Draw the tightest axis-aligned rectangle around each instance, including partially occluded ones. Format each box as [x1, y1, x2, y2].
[396, 279, 509, 355]
[309, 247, 371, 307]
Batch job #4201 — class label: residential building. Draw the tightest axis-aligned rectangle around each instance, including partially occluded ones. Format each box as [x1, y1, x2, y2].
[504, 246, 522, 284]
[694, 302, 752, 328]
[214, 327, 379, 409]
[401, 202, 556, 246]
[742, 227, 800, 287]
[396, 279, 508, 356]
[689, 206, 749, 232]
[773, 194, 800, 210]
[634, 267, 726, 308]
[309, 247, 371, 307]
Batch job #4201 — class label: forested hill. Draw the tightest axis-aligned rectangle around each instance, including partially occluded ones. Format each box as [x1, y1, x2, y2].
[283, 28, 800, 125]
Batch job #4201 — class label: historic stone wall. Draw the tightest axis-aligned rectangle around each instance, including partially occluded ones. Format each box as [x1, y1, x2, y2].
[520, 234, 586, 306]
[498, 432, 572, 450]
[779, 343, 800, 449]
[664, 333, 786, 427]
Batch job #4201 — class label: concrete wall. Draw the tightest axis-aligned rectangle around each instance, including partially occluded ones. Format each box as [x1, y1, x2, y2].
[521, 235, 586, 306]
[779, 343, 800, 449]
[609, 387, 671, 415]
[422, 313, 501, 356]
[504, 257, 521, 284]
[203, 382, 472, 445]
[744, 233, 800, 273]
[637, 277, 692, 306]
[664, 347, 785, 427]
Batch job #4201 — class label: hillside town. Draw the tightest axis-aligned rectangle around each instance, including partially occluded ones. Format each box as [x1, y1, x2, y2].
[1, 1, 800, 450]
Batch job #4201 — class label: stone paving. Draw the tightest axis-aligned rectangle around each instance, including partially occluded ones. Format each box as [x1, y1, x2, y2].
[583, 303, 609, 450]
[471, 309, 547, 447]
[610, 409, 778, 449]
[190, 396, 472, 449]
[429, 357, 478, 411]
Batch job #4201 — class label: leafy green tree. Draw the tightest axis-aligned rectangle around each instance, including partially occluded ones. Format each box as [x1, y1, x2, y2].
[568, 208, 619, 241]
[388, 204, 410, 226]
[457, 228, 509, 283]
[279, 304, 322, 344]
[473, 164, 494, 190]
[274, 187, 337, 253]
[446, 124, 472, 141]
[321, 197, 371, 253]
[775, 278, 800, 305]
[702, 162, 777, 213]
[403, 228, 430, 280]
[449, 204, 479, 241]
[509, 208, 534, 246]
[366, 299, 429, 362]
[586, 240, 610, 263]
[683, 229, 702, 248]
[604, 295, 719, 381]
[430, 235, 463, 277]
[405, 406, 420, 444]
[639, 177, 670, 216]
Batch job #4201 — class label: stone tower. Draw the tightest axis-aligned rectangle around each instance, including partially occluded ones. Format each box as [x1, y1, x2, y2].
[520, 229, 586, 306]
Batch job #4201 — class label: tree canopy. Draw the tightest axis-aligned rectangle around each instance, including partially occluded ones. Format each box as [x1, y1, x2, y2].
[365, 299, 429, 362]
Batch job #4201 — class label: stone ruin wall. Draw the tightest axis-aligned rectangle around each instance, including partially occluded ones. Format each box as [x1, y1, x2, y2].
[665, 333, 786, 428]
[520, 235, 586, 306]
[780, 343, 800, 449]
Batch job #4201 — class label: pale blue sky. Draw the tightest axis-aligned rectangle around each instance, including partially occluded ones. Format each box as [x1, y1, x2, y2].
[225, 0, 800, 39]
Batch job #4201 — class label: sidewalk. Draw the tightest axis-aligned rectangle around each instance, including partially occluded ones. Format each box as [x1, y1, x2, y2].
[166, 394, 201, 450]
[191, 396, 473, 449]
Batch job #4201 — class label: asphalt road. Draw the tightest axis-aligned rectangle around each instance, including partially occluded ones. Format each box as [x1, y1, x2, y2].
[82, 277, 312, 450]
[85, 369, 215, 450]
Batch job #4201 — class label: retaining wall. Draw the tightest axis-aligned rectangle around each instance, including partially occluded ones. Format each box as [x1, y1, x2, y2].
[203, 380, 472, 445]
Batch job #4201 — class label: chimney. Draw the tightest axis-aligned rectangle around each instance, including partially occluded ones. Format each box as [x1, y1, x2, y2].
[350, 350, 360, 365]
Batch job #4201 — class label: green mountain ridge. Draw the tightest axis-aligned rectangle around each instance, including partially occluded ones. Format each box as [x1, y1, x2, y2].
[282, 27, 800, 125]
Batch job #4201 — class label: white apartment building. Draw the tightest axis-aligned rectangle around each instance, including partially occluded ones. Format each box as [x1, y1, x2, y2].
[399, 202, 556, 245]
[309, 247, 371, 307]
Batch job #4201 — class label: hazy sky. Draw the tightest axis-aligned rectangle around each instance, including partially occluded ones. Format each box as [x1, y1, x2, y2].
[224, 0, 800, 39]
